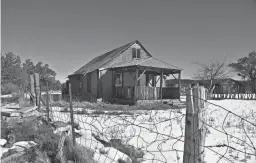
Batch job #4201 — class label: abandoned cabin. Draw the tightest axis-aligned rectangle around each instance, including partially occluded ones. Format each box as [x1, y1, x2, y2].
[66, 40, 182, 104]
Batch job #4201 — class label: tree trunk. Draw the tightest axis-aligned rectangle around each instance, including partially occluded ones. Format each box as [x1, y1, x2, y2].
[208, 79, 215, 95]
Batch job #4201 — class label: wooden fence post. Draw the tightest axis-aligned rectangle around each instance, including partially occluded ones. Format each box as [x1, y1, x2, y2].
[69, 83, 76, 146]
[183, 85, 207, 163]
[160, 70, 163, 100]
[30, 75, 35, 106]
[46, 82, 50, 122]
[38, 84, 41, 110]
[34, 73, 40, 107]
[178, 71, 181, 101]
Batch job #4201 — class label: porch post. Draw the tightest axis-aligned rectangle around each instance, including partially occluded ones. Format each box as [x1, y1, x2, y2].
[160, 70, 163, 100]
[134, 68, 139, 100]
[178, 71, 181, 101]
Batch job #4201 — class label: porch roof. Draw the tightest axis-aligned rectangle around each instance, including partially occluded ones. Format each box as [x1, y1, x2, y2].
[109, 57, 182, 74]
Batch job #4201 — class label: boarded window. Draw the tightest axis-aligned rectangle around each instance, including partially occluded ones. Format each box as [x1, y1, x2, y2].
[87, 73, 91, 92]
[115, 73, 123, 87]
[132, 48, 141, 59]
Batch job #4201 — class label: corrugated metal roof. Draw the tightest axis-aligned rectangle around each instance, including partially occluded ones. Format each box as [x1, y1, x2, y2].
[110, 57, 182, 71]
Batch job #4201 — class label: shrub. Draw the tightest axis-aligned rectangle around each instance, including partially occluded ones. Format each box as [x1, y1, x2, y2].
[4, 116, 97, 163]
[9, 117, 38, 142]
[34, 123, 60, 160]
[62, 136, 96, 163]
[1, 146, 51, 163]
[6, 116, 60, 160]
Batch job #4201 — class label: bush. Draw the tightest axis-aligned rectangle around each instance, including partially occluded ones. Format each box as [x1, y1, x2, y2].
[4, 116, 97, 163]
[4, 116, 59, 161]
[9, 117, 38, 142]
[62, 136, 96, 163]
[1, 146, 51, 163]
[34, 123, 60, 160]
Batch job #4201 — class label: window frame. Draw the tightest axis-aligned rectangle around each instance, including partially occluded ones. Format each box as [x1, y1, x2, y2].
[115, 73, 123, 87]
[132, 48, 141, 59]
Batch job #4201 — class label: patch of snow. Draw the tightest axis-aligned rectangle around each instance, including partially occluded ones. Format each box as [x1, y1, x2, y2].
[0, 139, 7, 146]
[1, 94, 13, 98]
[0, 147, 9, 158]
[10, 112, 21, 117]
[50, 100, 256, 163]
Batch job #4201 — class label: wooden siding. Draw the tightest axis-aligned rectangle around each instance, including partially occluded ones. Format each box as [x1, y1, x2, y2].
[114, 86, 134, 99]
[69, 75, 81, 97]
[100, 69, 113, 102]
[91, 71, 98, 96]
[104, 43, 151, 69]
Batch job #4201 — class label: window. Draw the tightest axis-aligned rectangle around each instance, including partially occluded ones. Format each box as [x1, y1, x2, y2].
[132, 48, 141, 59]
[115, 73, 123, 87]
[87, 73, 91, 92]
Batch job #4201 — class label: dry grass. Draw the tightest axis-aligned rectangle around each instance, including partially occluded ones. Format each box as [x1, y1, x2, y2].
[51, 100, 173, 111]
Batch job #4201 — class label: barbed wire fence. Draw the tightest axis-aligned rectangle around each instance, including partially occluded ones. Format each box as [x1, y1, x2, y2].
[46, 84, 256, 163]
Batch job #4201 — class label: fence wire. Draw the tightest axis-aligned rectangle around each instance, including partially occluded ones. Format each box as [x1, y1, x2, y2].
[46, 92, 256, 163]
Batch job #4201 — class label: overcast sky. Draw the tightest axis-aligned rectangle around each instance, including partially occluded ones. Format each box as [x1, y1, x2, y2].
[2, 0, 256, 82]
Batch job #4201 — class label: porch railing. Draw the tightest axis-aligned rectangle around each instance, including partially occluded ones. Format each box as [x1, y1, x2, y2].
[114, 86, 180, 100]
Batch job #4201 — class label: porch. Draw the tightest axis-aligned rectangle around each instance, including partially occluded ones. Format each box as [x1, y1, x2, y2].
[109, 57, 182, 104]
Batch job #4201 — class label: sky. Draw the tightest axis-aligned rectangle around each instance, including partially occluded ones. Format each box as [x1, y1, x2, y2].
[2, 0, 256, 83]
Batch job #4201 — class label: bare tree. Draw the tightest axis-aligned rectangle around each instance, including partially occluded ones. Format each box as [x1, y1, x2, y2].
[193, 58, 231, 94]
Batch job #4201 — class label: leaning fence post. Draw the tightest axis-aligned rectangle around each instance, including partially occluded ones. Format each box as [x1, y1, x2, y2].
[183, 84, 207, 163]
[69, 83, 76, 146]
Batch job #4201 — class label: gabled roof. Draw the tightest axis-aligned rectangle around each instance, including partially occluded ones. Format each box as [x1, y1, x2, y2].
[69, 40, 152, 76]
